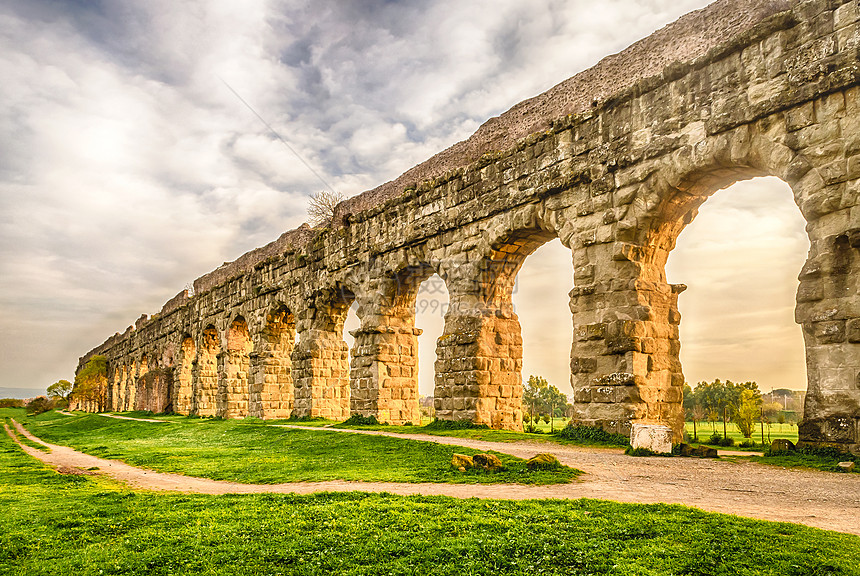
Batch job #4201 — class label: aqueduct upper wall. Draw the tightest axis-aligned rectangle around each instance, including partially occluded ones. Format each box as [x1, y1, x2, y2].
[74, 0, 860, 453]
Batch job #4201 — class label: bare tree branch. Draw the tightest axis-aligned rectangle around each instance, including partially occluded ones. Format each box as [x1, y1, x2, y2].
[308, 189, 345, 227]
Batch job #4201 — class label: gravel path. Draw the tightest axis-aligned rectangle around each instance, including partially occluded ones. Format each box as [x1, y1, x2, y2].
[6, 419, 859, 536]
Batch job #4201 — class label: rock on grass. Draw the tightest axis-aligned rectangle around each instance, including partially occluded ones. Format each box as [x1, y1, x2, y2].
[451, 453, 474, 471]
[472, 453, 504, 471]
[527, 453, 561, 470]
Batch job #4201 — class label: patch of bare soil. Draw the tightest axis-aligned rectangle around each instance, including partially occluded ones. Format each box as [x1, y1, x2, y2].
[6, 420, 859, 536]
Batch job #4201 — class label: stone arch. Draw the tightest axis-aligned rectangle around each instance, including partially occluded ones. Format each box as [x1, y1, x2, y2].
[571, 109, 860, 446]
[218, 316, 252, 418]
[434, 209, 570, 430]
[350, 263, 438, 424]
[132, 354, 149, 411]
[107, 363, 121, 411]
[121, 362, 133, 411]
[114, 363, 128, 411]
[250, 305, 296, 419]
[174, 334, 195, 415]
[292, 286, 354, 419]
[192, 324, 220, 416]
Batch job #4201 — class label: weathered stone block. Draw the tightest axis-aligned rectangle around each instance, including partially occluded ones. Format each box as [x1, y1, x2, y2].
[630, 423, 673, 454]
[847, 318, 860, 343]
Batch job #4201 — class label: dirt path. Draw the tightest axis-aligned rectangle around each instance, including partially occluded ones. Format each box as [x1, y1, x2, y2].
[6, 419, 860, 536]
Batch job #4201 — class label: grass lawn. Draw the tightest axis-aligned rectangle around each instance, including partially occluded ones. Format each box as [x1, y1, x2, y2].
[95, 411, 620, 447]
[2, 426, 859, 575]
[7, 409, 577, 485]
[685, 421, 799, 450]
[324, 417, 623, 447]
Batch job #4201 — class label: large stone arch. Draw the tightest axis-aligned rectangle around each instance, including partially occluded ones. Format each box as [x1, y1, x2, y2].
[174, 334, 195, 415]
[569, 102, 860, 444]
[192, 324, 220, 416]
[218, 316, 252, 418]
[292, 286, 354, 419]
[249, 303, 296, 419]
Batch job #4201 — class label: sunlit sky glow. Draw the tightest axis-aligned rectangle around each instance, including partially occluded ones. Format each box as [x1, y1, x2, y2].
[0, 0, 808, 399]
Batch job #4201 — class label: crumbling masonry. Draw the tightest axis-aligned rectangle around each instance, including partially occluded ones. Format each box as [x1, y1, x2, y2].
[74, 0, 860, 453]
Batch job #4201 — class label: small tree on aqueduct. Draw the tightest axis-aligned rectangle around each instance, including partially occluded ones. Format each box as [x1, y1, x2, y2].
[308, 190, 345, 227]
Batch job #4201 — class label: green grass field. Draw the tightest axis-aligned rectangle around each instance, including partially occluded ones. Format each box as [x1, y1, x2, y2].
[2, 422, 859, 575]
[93, 411, 617, 447]
[685, 421, 799, 448]
[8, 409, 578, 485]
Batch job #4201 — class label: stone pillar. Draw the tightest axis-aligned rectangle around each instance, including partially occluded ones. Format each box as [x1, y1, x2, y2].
[350, 324, 423, 425]
[249, 307, 295, 419]
[112, 367, 122, 412]
[217, 318, 251, 418]
[432, 230, 564, 432]
[348, 273, 428, 425]
[291, 290, 352, 420]
[796, 224, 860, 454]
[570, 247, 685, 441]
[434, 307, 523, 430]
[191, 326, 219, 417]
[140, 358, 155, 412]
[107, 367, 119, 412]
[119, 365, 130, 411]
[173, 336, 194, 415]
[133, 355, 149, 411]
[124, 364, 134, 411]
[292, 331, 350, 419]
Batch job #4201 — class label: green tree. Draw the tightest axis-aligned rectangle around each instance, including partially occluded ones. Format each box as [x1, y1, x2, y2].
[733, 388, 762, 438]
[46, 379, 73, 405]
[523, 375, 548, 430]
[693, 379, 760, 440]
[539, 383, 567, 432]
[695, 379, 731, 437]
[689, 404, 706, 442]
[72, 355, 108, 405]
[523, 375, 567, 432]
[682, 383, 696, 412]
[25, 396, 54, 415]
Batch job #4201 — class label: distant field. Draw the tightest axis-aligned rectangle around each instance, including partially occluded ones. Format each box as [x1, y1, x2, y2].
[685, 421, 799, 447]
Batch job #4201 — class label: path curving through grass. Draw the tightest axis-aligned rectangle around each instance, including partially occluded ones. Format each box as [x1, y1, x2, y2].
[6, 415, 860, 536]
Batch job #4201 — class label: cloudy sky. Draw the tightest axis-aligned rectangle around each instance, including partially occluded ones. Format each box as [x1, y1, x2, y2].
[0, 0, 809, 400]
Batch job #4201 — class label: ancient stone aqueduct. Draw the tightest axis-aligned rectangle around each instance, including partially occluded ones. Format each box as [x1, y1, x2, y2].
[74, 0, 860, 453]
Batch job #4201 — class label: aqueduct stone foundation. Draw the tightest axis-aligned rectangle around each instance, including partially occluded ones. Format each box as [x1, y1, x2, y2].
[74, 0, 860, 453]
